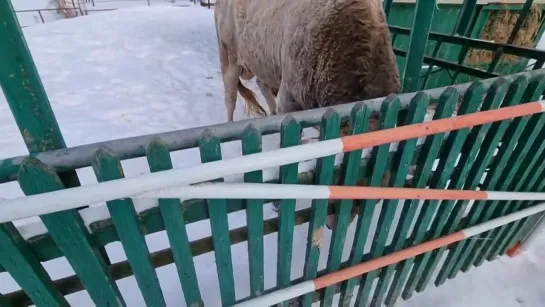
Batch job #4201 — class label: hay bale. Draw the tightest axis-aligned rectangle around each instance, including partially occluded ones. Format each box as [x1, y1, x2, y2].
[467, 4, 542, 65]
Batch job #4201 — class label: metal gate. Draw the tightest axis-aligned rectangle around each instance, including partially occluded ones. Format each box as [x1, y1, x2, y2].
[2, 0, 545, 306]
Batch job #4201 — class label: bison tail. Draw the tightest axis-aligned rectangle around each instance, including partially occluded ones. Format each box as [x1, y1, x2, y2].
[237, 80, 267, 118]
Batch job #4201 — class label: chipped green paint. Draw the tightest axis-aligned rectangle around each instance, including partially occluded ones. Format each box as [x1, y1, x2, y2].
[440, 77, 527, 277]
[476, 78, 545, 263]
[400, 83, 477, 300]
[92, 148, 166, 307]
[322, 103, 370, 307]
[338, 95, 400, 306]
[241, 124, 265, 297]
[0, 0, 66, 154]
[276, 116, 301, 306]
[370, 93, 429, 307]
[301, 109, 340, 307]
[354, 96, 402, 306]
[412, 82, 486, 293]
[0, 223, 68, 307]
[385, 87, 458, 306]
[455, 76, 530, 271]
[198, 131, 236, 306]
[17, 157, 124, 307]
[146, 138, 203, 307]
[470, 76, 545, 267]
[433, 79, 509, 285]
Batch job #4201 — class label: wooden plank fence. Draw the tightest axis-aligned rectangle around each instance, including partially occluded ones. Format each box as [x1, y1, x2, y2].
[3, 0, 545, 306]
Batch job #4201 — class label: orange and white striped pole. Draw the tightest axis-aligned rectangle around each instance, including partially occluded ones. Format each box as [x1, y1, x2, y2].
[0, 101, 544, 223]
[232, 201, 545, 307]
[141, 182, 545, 202]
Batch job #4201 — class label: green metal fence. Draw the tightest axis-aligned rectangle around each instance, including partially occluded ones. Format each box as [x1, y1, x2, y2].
[2, 0, 545, 306]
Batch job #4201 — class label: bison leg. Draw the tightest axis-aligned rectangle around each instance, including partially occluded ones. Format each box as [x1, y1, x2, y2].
[218, 43, 242, 122]
[275, 81, 297, 115]
[223, 66, 242, 122]
[256, 79, 277, 116]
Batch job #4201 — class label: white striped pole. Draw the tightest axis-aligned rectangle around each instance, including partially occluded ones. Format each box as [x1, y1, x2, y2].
[231, 202, 545, 307]
[4, 183, 545, 223]
[0, 100, 544, 222]
[140, 183, 545, 201]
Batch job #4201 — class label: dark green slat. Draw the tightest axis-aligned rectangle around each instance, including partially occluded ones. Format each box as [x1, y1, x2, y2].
[276, 116, 301, 307]
[400, 83, 479, 300]
[489, 93, 545, 259]
[413, 82, 486, 292]
[484, 129, 545, 259]
[0, 223, 68, 307]
[385, 88, 457, 306]
[457, 77, 535, 269]
[241, 125, 265, 297]
[490, 149, 545, 259]
[453, 0, 478, 36]
[446, 77, 529, 275]
[498, 204, 544, 256]
[494, 161, 545, 257]
[432, 79, 509, 285]
[17, 157, 124, 306]
[338, 96, 399, 306]
[321, 104, 370, 307]
[0, 293, 11, 307]
[370, 94, 429, 307]
[383, 0, 394, 19]
[92, 149, 165, 307]
[199, 131, 236, 305]
[146, 139, 203, 307]
[301, 110, 340, 307]
[472, 77, 545, 266]
[355, 97, 411, 306]
[402, 0, 436, 93]
[463, 93, 545, 268]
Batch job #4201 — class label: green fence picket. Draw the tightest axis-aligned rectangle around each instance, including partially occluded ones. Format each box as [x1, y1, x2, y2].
[321, 103, 370, 306]
[199, 131, 236, 305]
[400, 83, 479, 300]
[436, 78, 545, 285]
[430, 79, 508, 286]
[469, 76, 545, 267]
[355, 96, 414, 306]
[301, 109, 340, 307]
[369, 93, 429, 306]
[146, 138, 203, 307]
[17, 157, 124, 306]
[480, 85, 545, 261]
[241, 125, 265, 297]
[92, 148, 166, 307]
[402, 0, 435, 93]
[276, 116, 301, 307]
[337, 95, 399, 306]
[487, 137, 545, 259]
[455, 76, 530, 271]
[441, 78, 529, 278]
[490, 115, 545, 259]
[385, 88, 458, 306]
[412, 82, 486, 292]
[0, 223, 68, 307]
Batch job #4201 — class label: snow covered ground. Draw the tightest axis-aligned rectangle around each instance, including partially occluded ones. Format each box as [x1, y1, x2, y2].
[1, 5, 545, 307]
